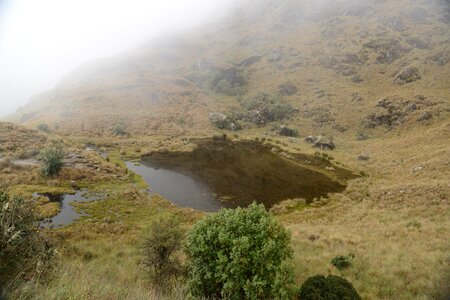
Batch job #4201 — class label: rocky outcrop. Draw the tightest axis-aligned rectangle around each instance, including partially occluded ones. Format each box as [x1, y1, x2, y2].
[238, 56, 262, 67]
[305, 135, 335, 150]
[277, 126, 297, 137]
[394, 67, 421, 84]
[278, 84, 297, 96]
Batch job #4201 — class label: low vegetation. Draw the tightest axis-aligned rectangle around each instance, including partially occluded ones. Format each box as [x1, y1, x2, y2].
[36, 123, 50, 133]
[112, 124, 127, 136]
[38, 141, 64, 176]
[0, 192, 53, 292]
[185, 203, 295, 299]
[142, 214, 184, 291]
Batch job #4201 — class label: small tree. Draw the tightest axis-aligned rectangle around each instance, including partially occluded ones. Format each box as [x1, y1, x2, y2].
[142, 214, 184, 290]
[36, 123, 50, 133]
[0, 192, 53, 288]
[112, 124, 126, 136]
[299, 275, 361, 300]
[39, 141, 64, 176]
[185, 203, 295, 299]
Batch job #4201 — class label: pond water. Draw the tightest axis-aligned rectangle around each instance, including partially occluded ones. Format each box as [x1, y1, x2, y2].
[126, 162, 224, 211]
[37, 190, 103, 228]
[127, 139, 354, 211]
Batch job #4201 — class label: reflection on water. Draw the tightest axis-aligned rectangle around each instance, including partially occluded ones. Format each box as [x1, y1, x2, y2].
[37, 190, 103, 228]
[125, 161, 224, 211]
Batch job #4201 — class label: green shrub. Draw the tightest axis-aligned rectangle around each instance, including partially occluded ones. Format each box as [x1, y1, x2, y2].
[331, 255, 353, 270]
[112, 124, 126, 136]
[239, 93, 296, 123]
[176, 116, 186, 125]
[142, 215, 184, 290]
[0, 192, 53, 288]
[299, 275, 361, 300]
[36, 123, 50, 133]
[185, 203, 295, 299]
[38, 141, 64, 176]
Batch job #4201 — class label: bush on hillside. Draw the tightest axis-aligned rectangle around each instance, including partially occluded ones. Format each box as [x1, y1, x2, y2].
[0, 192, 53, 288]
[185, 203, 295, 299]
[331, 255, 353, 270]
[38, 141, 64, 176]
[142, 215, 184, 290]
[36, 123, 50, 133]
[299, 275, 361, 300]
[112, 124, 127, 136]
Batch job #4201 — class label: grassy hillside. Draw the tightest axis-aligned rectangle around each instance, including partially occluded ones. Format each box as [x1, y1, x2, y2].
[7, 0, 449, 138]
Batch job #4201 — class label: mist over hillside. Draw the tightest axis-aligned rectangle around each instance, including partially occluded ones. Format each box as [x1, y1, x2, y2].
[7, 0, 449, 138]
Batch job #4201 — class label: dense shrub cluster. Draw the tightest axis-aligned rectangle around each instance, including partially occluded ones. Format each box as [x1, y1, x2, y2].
[184, 203, 295, 299]
[0, 192, 53, 289]
[299, 275, 361, 300]
[38, 141, 64, 176]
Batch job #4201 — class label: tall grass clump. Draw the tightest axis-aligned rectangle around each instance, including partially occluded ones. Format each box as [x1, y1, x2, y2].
[185, 203, 295, 299]
[142, 214, 185, 292]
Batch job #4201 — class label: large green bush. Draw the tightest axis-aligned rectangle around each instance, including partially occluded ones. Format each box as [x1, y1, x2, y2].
[38, 141, 64, 176]
[0, 192, 53, 288]
[185, 203, 295, 299]
[299, 275, 361, 300]
[142, 215, 184, 290]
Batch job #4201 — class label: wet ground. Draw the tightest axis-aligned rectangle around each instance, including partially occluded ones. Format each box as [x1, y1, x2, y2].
[36, 190, 104, 228]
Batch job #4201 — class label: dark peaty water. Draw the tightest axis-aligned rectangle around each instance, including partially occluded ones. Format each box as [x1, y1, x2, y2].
[125, 162, 224, 211]
[127, 139, 354, 211]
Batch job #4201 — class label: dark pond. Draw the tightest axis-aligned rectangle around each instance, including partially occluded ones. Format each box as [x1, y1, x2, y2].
[126, 162, 223, 211]
[127, 139, 355, 211]
[36, 190, 103, 228]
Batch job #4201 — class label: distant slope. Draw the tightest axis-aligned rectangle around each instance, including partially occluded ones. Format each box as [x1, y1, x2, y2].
[7, 0, 450, 137]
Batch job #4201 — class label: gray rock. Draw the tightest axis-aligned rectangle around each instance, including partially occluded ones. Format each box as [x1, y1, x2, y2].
[305, 135, 319, 144]
[394, 67, 421, 84]
[417, 111, 432, 122]
[239, 55, 262, 67]
[208, 112, 227, 123]
[278, 126, 297, 137]
[358, 154, 370, 161]
[279, 84, 297, 96]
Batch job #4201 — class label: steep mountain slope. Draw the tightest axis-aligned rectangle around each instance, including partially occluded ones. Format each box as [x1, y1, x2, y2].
[8, 0, 450, 138]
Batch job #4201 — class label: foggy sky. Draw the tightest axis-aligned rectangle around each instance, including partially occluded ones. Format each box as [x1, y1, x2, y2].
[0, 0, 234, 118]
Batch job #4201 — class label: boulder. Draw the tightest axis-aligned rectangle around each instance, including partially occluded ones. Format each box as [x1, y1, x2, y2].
[278, 126, 297, 137]
[358, 154, 370, 161]
[239, 55, 262, 67]
[417, 111, 432, 122]
[279, 84, 297, 96]
[305, 135, 320, 144]
[305, 135, 335, 150]
[208, 112, 227, 123]
[314, 138, 336, 150]
[394, 67, 421, 84]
